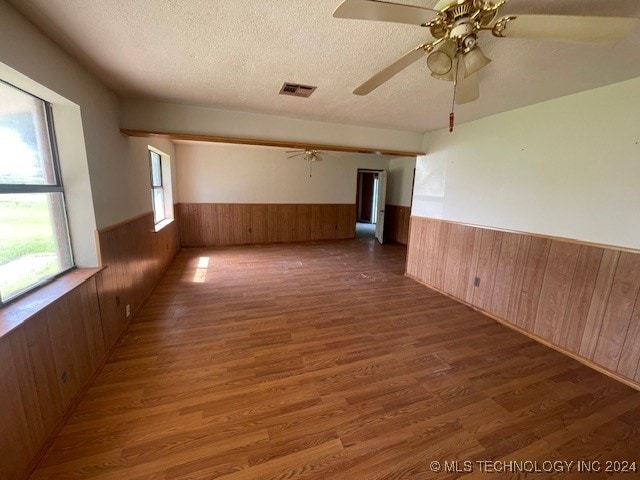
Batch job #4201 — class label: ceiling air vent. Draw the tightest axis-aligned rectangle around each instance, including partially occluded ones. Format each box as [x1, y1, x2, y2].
[279, 82, 317, 98]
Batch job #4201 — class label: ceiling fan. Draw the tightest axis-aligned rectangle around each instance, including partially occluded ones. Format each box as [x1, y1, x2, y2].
[286, 149, 338, 177]
[334, 0, 640, 131]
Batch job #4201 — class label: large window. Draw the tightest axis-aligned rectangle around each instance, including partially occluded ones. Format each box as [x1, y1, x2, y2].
[0, 80, 73, 305]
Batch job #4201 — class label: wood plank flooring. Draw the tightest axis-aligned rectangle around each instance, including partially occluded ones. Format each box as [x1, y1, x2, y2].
[407, 216, 640, 388]
[29, 239, 640, 479]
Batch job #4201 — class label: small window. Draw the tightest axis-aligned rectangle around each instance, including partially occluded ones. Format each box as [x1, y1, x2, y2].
[150, 150, 165, 224]
[0, 80, 74, 305]
[148, 148, 173, 230]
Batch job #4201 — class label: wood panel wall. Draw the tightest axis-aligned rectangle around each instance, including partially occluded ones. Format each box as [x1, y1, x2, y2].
[0, 212, 180, 480]
[406, 216, 640, 389]
[178, 203, 356, 247]
[96, 212, 181, 349]
[384, 204, 411, 245]
[0, 276, 104, 480]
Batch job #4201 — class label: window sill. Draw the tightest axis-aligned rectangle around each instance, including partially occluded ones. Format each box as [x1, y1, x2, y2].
[0, 267, 104, 339]
[153, 218, 174, 233]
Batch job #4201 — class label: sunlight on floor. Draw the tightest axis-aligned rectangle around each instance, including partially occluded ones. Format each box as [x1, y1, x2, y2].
[192, 256, 209, 283]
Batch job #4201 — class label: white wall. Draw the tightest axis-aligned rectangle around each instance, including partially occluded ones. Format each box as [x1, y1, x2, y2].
[0, 0, 151, 235]
[176, 143, 390, 204]
[387, 157, 416, 207]
[127, 136, 178, 209]
[414, 77, 640, 251]
[120, 99, 425, 154]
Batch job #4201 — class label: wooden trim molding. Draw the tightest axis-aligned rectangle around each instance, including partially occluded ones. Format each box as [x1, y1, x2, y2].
[406, 216, 640, 390]
[0, 268, 103, 338]
[120, 129, 425, 157]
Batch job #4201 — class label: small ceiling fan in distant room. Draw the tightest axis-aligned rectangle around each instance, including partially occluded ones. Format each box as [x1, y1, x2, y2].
[333, 0, 640, 131]
[286, 149, 339, 177]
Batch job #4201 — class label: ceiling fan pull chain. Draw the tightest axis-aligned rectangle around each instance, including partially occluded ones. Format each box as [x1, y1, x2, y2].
[450, 54, 460, 133]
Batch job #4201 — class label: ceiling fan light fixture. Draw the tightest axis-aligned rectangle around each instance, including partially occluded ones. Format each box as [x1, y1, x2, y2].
[463, 46, 491, 77]
[427, 40, 458, 75]
[431, 55, 458, 82]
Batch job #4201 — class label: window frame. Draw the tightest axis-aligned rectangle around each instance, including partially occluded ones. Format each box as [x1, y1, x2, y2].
[149, 149, 166, 225]
[0, 81, 75, 307]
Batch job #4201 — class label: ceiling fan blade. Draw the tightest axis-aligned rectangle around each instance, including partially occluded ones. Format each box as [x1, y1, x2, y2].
[455, 60, 479, 105]
[495, 15, 640, 45]
[354, 45, 428, 95]
[333, 0, 437, 27]
[433, 0, 465, 10]
[287, 154, 304, 158]
[285, 150, 302, 153]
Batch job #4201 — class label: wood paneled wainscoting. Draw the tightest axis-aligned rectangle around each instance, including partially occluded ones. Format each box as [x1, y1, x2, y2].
[96, 212, 181, 349]
[178, 203, 356, 247]
[384, 204, 411, 245]
[407, 216, 640, 390]
[0, 212, 180, 480]
[0, 271, 104, 480]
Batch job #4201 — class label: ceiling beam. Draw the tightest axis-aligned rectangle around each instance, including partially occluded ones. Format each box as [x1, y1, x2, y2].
[120, 129, 424, 157]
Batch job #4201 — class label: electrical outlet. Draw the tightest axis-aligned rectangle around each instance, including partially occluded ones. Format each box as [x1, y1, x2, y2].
[126, 304, 131, 318]
[474, 276, 481, 287]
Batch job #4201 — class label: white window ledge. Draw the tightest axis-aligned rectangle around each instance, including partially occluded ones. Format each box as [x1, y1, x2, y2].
[154, 218, 174, 232]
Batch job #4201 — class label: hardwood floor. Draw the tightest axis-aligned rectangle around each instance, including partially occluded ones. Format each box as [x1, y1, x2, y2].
[29, 238, 640, 479]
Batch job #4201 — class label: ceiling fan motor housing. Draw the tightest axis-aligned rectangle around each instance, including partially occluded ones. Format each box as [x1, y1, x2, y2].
[450, 20, 474, 39]
[426, 0, 501, 79]
[429, 0, 501, 40]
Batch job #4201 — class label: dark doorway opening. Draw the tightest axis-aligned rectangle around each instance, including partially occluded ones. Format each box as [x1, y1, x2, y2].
[357, 170, 383, 222]
[357, 171, 376, 223]
[356, 169, 383, 240]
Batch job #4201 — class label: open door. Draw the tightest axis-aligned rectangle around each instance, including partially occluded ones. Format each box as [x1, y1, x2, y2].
[375, 170, 387, 244]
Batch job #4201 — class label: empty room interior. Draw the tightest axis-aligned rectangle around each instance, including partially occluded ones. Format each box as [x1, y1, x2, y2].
[2, 0, 640, 478]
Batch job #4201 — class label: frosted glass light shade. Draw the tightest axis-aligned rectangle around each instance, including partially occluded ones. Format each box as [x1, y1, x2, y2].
[431, 55, 458, 82]
[427, 40, 458, 75]
[463, 46, 491, 77]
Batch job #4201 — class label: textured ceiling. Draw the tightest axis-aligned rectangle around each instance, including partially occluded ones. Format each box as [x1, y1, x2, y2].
[8, 0, 640, 132]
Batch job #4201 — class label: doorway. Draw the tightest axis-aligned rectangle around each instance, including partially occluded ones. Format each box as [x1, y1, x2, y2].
[356, 169, 387, 243]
